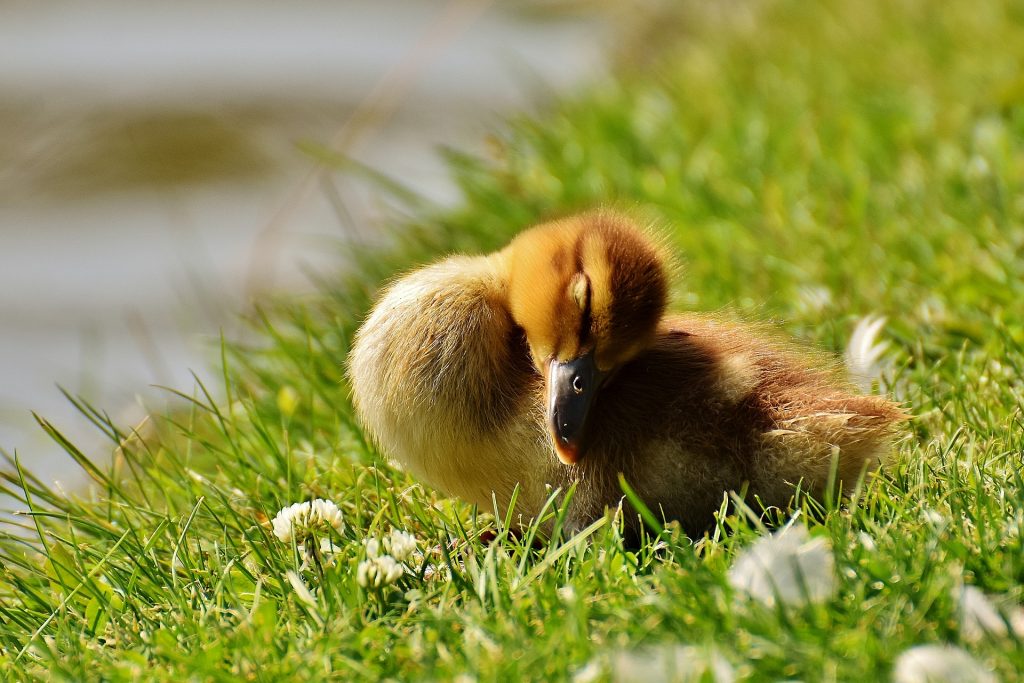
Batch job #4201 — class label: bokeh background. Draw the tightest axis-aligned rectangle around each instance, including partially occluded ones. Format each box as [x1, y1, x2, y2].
[0, 0, 611, 482]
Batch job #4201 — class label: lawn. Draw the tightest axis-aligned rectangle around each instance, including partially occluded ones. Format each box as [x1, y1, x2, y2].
[3, 0, 1024, 680]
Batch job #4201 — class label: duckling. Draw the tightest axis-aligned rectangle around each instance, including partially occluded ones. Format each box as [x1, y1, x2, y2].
[349, 211, 905, 537]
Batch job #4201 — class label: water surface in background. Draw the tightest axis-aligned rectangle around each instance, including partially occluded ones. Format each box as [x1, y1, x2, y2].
[0, 0, 607, 486]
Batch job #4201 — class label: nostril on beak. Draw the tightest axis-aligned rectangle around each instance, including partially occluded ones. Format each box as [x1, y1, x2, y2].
[555, 410, 574, 442]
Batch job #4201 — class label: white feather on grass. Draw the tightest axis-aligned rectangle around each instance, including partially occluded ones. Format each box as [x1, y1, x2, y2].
[727, 523, 835, 608]
[958, 584, 1024, 643]
[845, 315, 891, 392]
[892, 644, 996, 683]
[574, 644, 734, 683]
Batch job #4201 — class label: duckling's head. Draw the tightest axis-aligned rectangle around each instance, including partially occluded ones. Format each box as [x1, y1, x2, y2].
[503, 212, 669, 465]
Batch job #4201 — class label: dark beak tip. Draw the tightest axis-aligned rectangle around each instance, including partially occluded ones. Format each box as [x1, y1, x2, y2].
[554, 441, 581, 465]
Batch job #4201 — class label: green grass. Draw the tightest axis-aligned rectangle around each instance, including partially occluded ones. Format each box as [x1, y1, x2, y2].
[3, 0, 1024, 679]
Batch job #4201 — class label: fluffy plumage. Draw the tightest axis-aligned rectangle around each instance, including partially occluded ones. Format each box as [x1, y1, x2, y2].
[348, 211, 905, 536]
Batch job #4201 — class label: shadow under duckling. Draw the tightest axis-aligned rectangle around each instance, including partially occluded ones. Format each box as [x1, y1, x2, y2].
[349, 211, 906, 538]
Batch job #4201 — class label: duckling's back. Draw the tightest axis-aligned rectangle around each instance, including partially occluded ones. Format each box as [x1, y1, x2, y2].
[567, 314, 906, 535]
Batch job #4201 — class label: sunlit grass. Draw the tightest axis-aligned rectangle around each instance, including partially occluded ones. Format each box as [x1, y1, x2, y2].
[3, 0, 1024, 679]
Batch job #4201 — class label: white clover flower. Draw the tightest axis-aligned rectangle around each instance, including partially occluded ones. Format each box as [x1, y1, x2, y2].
[271, 498, 344, 544]
[892, 644, 996, 683]
[384, 529, 418, 563]
[357, 554, 404, 589]
[363, 537, 381, 559]
[845, 315, 891, 391]
[728, 524, 835, 608]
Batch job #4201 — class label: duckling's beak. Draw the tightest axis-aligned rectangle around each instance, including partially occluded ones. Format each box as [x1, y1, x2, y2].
[547, 350, 602, 465]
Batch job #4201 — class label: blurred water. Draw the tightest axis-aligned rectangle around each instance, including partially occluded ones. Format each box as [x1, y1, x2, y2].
[0, 0, 606, 487]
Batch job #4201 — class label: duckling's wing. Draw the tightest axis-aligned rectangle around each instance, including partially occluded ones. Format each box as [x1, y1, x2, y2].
[349, 257, 554, 516]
